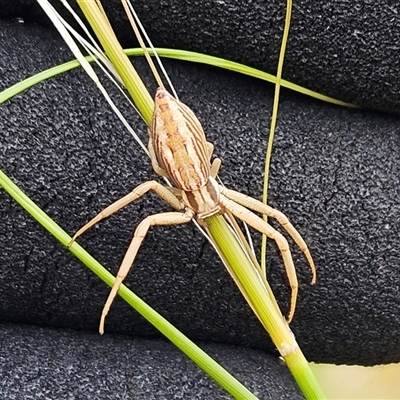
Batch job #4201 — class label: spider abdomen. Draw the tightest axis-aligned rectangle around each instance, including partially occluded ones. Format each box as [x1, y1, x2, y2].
[151, 88, 210, 191]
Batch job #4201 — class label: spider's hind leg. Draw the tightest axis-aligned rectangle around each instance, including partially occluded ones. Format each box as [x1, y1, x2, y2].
[221, 195, 299, 322]
[220, 186, 316, 284]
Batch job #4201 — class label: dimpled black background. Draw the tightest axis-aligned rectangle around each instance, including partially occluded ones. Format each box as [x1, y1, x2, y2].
[1, 1, 400, 398]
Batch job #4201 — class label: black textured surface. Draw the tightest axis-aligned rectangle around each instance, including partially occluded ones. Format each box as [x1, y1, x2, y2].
[1, 1, 400, 113]
[0, 323, 303, 399]
[0, 4, 399, 395]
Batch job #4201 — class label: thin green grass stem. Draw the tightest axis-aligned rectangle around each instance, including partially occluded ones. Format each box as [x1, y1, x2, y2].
[261, 0, 292, 274]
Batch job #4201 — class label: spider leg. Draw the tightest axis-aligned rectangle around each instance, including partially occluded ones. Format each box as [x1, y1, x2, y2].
[100, 210, 194, 334]
[220, 186, 316, 283]
[68, 181, 184, 247]
[221, 195, 298, 322]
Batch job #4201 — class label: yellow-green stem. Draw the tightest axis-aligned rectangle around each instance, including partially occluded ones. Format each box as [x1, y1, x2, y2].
[77, 0, 153, 122]
[206, 214, 325, 399]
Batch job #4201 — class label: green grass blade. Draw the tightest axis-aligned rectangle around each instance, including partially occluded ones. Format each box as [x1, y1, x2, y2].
[0, 168, 258, 400]
[141, 49, 357, 108]
[0, 48, 357, 109]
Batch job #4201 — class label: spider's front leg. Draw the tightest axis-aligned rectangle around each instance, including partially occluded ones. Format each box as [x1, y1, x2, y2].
[67, 179, 191, 333]
[67, 180, 183, 246]
[99, 209, 194, 334]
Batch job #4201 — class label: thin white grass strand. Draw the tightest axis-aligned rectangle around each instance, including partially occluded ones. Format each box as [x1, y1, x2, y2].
[53, 11, 146, 133]
[37, 0, 99, 84]
[60, 0, 105, 62]
[242, 220, 256, 257]
[37, 0, 150, 156]
[124, 0, 178, 99]
[54, 7, 123, 86]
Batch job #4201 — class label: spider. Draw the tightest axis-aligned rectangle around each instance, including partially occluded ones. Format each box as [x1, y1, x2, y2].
[68, 87, 316, 333]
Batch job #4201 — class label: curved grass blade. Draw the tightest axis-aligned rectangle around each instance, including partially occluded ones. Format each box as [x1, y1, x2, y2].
[0, 49, 357, 109]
